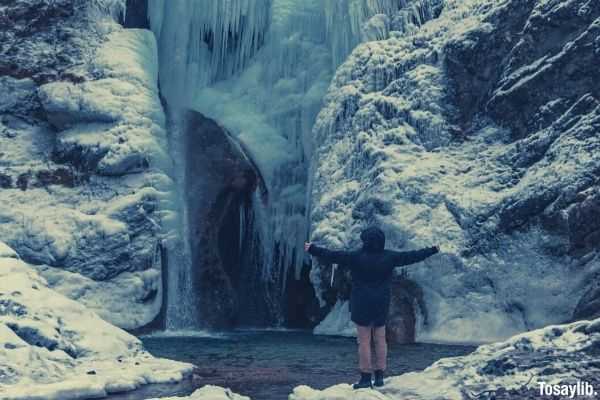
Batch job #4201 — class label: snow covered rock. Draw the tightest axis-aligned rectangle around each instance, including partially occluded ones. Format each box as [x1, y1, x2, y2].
[0, 242, 18, 259]
[309, 0, 600, 342]
[0, 0, 175, 329]
[0, 245, 193, 400]
[152, 385, 250, 400]
[290, 318, 600, 400]
[38, 29, 169, 176]
[0, 0, 121, 84]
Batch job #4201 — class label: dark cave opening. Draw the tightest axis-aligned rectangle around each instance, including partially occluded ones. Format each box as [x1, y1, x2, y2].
[123, 0, 149, 29]
[284, 262, 322, 329]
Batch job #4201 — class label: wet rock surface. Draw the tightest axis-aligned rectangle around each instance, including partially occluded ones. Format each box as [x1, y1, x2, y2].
[387, 277, 427, 344]
[182, 110, 275, 328]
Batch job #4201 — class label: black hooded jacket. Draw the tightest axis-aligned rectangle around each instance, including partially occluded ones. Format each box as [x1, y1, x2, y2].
[308, 227, 438, 326]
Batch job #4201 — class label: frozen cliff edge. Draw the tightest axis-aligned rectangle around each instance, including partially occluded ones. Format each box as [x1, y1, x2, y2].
[0, 0, 176, 329]
[292, 318, 600, 400]
[0, 242, 193, 400]
[309, 0, 600, 342]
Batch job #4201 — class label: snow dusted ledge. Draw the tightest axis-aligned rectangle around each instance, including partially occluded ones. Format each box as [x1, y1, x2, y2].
[292, 318, 600, 400]
[0, 242, 193, 400]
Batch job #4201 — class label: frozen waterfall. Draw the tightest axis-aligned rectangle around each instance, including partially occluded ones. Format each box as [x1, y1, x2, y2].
[146, 0, 445, 329]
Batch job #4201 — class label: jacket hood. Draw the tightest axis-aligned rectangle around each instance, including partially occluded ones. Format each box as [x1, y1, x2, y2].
[360, 227, 385, 252]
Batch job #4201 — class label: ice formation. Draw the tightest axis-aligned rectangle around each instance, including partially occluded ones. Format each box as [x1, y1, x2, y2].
[147, 0, 445, 327]
[147, 0, 271, 105]
[313, 300, 356, 337]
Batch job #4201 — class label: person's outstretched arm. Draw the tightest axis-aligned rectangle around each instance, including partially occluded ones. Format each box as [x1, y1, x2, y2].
[390, 246, 439, 267]
[304, 242, 353, 266]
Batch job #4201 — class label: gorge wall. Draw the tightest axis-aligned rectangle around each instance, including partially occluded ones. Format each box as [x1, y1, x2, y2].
[0, 0, 173, 330]
[310, 0, 600, 343]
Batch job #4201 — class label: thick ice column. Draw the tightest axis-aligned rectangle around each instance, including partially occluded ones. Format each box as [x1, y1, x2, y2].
[148, 0, 270, 106]
[188, 0, 335, 298]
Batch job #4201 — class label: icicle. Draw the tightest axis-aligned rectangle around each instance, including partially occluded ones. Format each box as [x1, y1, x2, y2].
[147, 0, 271, 106]
[323, 0, 444, 67]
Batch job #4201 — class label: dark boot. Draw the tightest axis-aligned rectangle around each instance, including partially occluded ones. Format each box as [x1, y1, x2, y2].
[374, 369, 385, 387]
[352, 372, 372, 389]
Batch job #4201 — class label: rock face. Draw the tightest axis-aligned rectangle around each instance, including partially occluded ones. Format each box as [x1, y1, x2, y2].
[290, 318, 600, 400]
[182, 110, 275, 328]
[0, 0, 124, 83]
[573, 280, 600, 321]
[0, 0, 175, 330]
[0, 242, 193, 400]
[310, 0, 600, 342]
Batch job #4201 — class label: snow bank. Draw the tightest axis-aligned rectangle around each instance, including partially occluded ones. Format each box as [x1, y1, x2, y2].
[291, 318, 600, 400]
[0, 242, 18, 259]
[0, 243, 193, 400]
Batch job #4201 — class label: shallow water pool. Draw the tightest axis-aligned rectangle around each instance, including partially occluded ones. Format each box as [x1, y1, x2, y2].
[112, 330, 476, 400]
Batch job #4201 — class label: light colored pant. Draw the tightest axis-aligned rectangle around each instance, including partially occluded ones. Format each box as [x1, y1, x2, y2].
[356, 324, 387, 373]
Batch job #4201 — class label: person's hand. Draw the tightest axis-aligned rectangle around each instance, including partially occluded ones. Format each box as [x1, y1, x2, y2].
[304, 242, 312, 252]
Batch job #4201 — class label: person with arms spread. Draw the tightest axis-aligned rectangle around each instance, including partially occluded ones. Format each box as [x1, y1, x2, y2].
[304, 226, 440, 389]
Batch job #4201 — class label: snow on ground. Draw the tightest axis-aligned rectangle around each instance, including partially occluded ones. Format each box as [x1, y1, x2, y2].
[150, 385, 250, 400]
[5, 241, 594, 400]
[0, 242, 18, 259]
[291, 318, 600, 400]
[0, 242, 193, 400]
